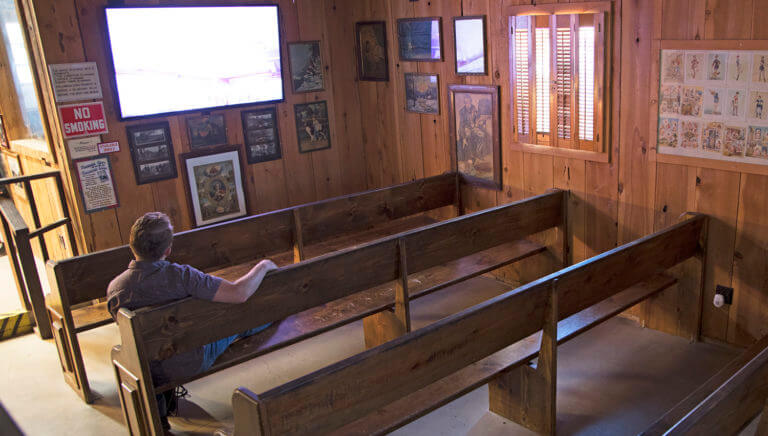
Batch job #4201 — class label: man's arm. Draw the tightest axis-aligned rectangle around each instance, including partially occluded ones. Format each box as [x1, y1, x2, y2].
[211, 259, 278, 303]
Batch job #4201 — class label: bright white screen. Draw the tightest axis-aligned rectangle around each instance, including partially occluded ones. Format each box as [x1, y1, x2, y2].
[105, 6, 283, 119]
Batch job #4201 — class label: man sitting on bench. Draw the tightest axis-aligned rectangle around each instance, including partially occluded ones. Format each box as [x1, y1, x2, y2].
[107, 212, 278, 430]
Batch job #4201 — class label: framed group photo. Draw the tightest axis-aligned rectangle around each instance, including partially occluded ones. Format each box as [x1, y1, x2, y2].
[186, 113, 227, 149]
[126, 122, 178, 185]
[294, 101, 331, 153]
[448, 84, 501, 189]
[355, 21, 389, 81]
[181, 146, 248, 227]
[288, 41, 325, 93]
[397, 17, 443, 62]
[242, 107, 282, 164]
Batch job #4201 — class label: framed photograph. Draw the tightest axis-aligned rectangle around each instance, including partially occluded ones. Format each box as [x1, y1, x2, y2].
[355, 21, 389, 81]
[73, 156, 119, 213]
[448, 84, 501, 190]
[405, 73, 440, 114]
[186, 113, 227, 149]
[454, 16, 487, 75]
[288, 41, 325, 93]
[181, 146, 248, 227]
[397, 17, 442, 61]
[126, 122, 178, 185]
[294, 101, 331, 153]
[0, 114, 8, 148]
[1, 149, 24, 198]
[242, 107, 282, 164]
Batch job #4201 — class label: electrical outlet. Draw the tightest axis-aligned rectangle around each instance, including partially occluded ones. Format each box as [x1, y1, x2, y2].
[715, 285, 734, 305]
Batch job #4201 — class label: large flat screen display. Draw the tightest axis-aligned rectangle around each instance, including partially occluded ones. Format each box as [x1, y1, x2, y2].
[104, 6, 284, 120]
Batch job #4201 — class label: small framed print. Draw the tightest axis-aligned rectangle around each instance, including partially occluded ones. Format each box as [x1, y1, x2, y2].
[186, 113, 227, 149]
[356, 21, 389, 81]
[73, 156, 119, 213]
[126, 122, 178, 185]
[242, 107, 282, 164]
[454, 16, 487, 75]
[1, 149, 25, 198]
[405, 73, 440, 114]
[0, 114, 9, 148]
[288, 41, 325, 93]
[397, 17, 442, 62]
[294, 101, 331, 153]
[448, 84, 501, 190]
[181, 146, 248, 227]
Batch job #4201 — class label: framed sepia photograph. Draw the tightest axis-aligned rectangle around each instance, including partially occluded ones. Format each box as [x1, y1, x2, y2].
[186, 113, 227, 149]
[294, 101, 331, 153]
[181, 146, 248, 227]
[288, 41, 325, 93]
[126, 122, 178, 185]
[405, 73, 440, 114]
[448, 84, 501, 190]
[454, 16, 487, 75]
[242, 107, 282, 164]
[0, 114, 8, 148]
[397, 17, 442, 62]
[356, 21, 389, 81]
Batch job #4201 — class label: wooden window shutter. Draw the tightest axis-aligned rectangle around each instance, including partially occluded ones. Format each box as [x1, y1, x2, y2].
[512, 16, 532, 141]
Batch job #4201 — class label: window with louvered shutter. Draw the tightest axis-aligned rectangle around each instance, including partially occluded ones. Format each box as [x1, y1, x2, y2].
[556, 26, 572, 141]
[513, 17, 530, 137]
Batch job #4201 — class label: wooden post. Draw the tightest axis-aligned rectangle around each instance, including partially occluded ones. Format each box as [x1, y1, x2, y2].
[489, 279, 558, 435]
[363, 238, 411, 348]
[0, 214, 31, 312]
[23, 180, 49, 262]
[54, 174, 79, 257]
[292, 209, 304, 264]
[15, 229, 52, 339]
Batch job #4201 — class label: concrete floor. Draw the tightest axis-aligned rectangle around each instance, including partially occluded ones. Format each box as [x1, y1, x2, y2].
[0, 275, 756, 435]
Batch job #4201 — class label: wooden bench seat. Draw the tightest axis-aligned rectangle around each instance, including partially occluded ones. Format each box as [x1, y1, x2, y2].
[71, 302, 111, 333]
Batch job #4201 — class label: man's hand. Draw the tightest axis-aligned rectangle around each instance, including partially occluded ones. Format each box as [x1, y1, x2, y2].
[212, 258, 279, 303]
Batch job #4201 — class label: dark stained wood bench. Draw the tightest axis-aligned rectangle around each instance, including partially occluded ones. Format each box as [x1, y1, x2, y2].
[46, 173, 463, 403]
[111, 189, 567, 435]
[227, 214, 708, 436]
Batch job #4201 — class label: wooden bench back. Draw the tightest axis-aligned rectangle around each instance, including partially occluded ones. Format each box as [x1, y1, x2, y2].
[233, 215, 706, 435]
[47, 173, 457, 307]
[123, 189, 565, 363]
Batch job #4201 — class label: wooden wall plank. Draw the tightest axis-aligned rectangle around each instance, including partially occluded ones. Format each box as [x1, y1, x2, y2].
[554, 157, 587, 264]
[704, 0, 755, 40]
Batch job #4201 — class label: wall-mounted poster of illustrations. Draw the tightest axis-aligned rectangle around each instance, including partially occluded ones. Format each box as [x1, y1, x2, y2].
[356, 21, 389, 81]
[657, 48, 768, 167]
[242, 107, 281, 164]
[186, 113, 227, 149]
[181, 146, 247, 227]
[448, 84, 501, 190]
[126, 122, 178, 185]
[288, 41, 325, 93]
[294, 101, 331, 153]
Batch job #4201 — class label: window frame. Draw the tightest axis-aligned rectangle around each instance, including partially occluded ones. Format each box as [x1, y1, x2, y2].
[507, 1, 612, 163]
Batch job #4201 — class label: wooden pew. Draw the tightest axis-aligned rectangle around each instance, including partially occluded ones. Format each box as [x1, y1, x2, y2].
[111, 189, 566, 435]
[46, 173, 462, 403]
[228, 215, 707, 436]
[640, 335, 768, 436]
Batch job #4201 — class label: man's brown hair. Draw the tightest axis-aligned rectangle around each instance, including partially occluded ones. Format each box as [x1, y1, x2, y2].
[129, 212, 173, 260]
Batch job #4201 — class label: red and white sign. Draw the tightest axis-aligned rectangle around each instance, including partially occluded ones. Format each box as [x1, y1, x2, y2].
[98, 141, 120, 154]
[58, 102, 109, 139]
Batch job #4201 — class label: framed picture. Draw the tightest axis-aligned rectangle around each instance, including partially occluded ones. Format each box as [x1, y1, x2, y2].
[294, 101, 331, 153]
[355, 21, 389, 81]
[397, 17, 442, 62]
[1, 149, 24, 198]
[448, 84, 501, 190]
[73, 156, 119, 213]
[0, 114, 8, 148]
[126, 122, 178, 185]
[454, 16, 487, 75]
[242, 107, 282, 164]
[186, 113, 227, 149]
[405, 73, 440, 114]
[181, 146, 248, 227]
[288, 41, 325, 93]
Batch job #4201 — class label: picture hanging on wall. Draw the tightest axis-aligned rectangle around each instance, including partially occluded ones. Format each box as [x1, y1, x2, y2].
[294, 101, 331, 153]
[242, 107, 282, 164]
[73, 156, 119, 213]
[181, 146, 247, 227]
[186, 113, 227, 149]
[288, 41, 325, 93]
[355, 21, 389, 81]
[405, 73, 440, 114]
[126, 122, 178, 185]
[1, 149, 24, 198]
[448, 84, 501, 190]
[0, 114, 8, 148]
[453, 16, 487, 75]
[657, 47, 768, 168]
[397, 17, 442, 61]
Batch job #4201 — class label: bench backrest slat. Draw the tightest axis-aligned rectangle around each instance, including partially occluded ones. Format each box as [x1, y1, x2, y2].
[244, 215, 706, 435]
[49, 173, 457, 306]
[131, 190, 565, 362]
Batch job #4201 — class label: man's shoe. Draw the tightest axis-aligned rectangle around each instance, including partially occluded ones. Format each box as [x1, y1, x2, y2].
[160, 416, 171, 431]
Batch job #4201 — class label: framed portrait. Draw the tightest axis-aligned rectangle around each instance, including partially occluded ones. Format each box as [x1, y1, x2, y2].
[1, 149, 25, 198]
[405, 73, 440, 114]
[454, 16, 487, 75]
[356, 21, 389, 81]
[0, 114, 8, 148]
[288, 41, 325, 93]
[242, 107, 282, 164]
[397, 17, 442, 62]
[126, 122, 178, 185]
[294, 101, 331, 153]
[186, 113, 227, 149]
[181, 146, 248, 227]
[448, 84, 501, 190]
